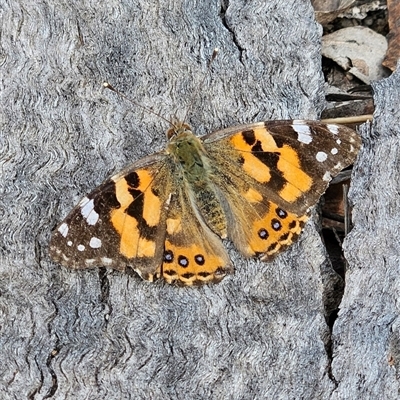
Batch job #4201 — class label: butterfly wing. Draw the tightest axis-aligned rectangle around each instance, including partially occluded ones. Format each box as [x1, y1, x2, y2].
[203, 120, 361, 259]
[50, 154, 172, 282]
[160, 180, 233, 285]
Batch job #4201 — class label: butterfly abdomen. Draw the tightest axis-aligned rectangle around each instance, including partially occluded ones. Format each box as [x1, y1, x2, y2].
[189, 183, 227, 238]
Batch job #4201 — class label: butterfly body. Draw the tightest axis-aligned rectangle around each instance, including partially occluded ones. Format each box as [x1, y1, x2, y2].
[50, 120, 360, 286]
[167, 123, 228, 238]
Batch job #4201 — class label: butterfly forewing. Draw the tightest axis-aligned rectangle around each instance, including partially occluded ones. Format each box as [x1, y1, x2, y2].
[50, 155, 171, 281]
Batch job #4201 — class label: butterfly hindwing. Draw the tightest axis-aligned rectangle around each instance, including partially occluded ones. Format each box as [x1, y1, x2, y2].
[161, 181, 233, 285]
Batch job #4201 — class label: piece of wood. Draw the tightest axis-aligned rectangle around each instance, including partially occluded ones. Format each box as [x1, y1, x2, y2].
[331, 66, 400, 399]
[1, 1, 397, 399]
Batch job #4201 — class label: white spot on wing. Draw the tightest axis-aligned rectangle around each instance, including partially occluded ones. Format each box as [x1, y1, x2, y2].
[334, 162, 343, 170]
[58, 223, 69, 237]
[331, 148, 338, 155]
[67, 241, 72, 246]
[77, 244, 85, 252]
[323, 171, 331, 182]
[89, 237, 102, 249]
[336, 139, 341, 145]
[327, 124, 339, 134]
[80, 198, 99, 225]
[85, 259, 96, 266]
[316, 151, 328, 162]
[101, 257, 113, 266]
[292, 123, 312, 144]
[87, 212, 99, 225]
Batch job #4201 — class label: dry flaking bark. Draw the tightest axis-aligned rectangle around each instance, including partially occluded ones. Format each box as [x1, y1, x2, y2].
[1, 0, 397, 399]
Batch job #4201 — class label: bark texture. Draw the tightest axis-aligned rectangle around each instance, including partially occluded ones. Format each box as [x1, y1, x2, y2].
[1, 1, 398, 399]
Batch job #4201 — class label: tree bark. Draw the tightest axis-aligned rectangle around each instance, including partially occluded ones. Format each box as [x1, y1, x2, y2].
[1, 1, 398, 399]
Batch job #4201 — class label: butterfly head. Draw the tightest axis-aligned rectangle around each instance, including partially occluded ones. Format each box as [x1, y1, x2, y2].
[166, 118, 193, 140]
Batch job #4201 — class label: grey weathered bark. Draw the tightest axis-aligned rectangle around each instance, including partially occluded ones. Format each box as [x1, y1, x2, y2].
[331, 67, 400, 397]
[1, 0, 399, 399]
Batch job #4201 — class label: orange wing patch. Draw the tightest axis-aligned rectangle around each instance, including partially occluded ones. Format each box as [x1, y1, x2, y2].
[111, 169, 161, 259]
[277, 144, 312, 202]
[230, 127, 274, 183]
[229, 127, 313, 203]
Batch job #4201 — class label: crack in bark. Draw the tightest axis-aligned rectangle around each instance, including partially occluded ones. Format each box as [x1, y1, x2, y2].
[42, 346, 60, 399]
[321, 227, 348, 386]
[219, 1, 245, 64]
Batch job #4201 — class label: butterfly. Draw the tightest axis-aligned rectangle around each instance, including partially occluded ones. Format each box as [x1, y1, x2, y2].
[50, 118, 360, 286]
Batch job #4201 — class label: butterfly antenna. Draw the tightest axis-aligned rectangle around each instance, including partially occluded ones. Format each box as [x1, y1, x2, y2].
[182, 48, 219, 124]
[103, 82, 176, 128]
